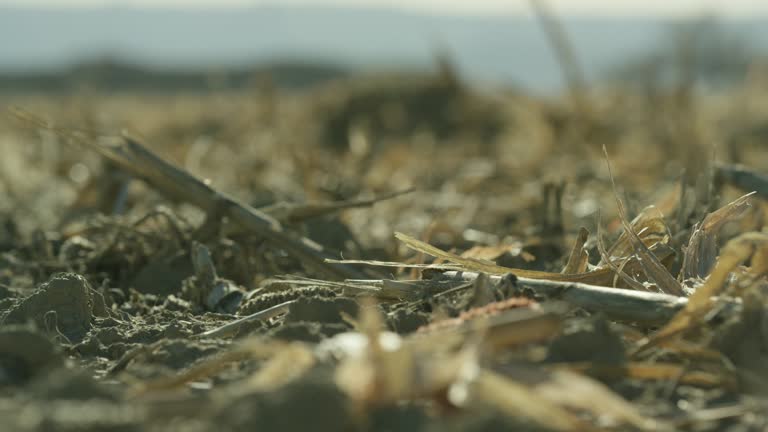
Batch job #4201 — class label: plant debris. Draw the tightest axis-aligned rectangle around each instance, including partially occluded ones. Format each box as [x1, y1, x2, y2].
[2, 63, 768, 432]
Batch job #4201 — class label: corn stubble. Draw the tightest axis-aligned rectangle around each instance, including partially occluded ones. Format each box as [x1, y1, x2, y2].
[4, 52, 768, 431]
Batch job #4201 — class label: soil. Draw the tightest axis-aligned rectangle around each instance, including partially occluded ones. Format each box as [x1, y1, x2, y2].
[1, 69, 768, 431]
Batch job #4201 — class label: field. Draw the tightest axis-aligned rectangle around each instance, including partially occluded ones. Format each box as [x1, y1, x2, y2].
[1, 65, 768, 431]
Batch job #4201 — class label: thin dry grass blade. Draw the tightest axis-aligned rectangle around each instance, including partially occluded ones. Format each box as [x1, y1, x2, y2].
[193, 300, 295, 339]
[461, 242, 527, 263]
[603, 146, 683, 295]
[562, 227, 589, 274]
[325, 258, 463, 272]
[599, 205, 671, 265]
[596, 214, 649, 291]
[529, 0, 592, 118]
[396, 231, 628, 285]
[682, 192, 755, 280]
[634, 232, 768, 354]
[258, 188, 415, 224]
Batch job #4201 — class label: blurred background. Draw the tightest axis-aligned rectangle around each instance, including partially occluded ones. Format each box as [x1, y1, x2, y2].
[1, 0, 767, 93]
[1, 0, 768, 257]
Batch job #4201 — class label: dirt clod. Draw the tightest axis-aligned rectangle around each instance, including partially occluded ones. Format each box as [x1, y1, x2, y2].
[2, 273, 94, 342]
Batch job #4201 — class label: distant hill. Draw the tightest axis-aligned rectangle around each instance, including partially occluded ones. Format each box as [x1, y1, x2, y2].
[0, 59, 350, 93]
[1, 5, 767, 92]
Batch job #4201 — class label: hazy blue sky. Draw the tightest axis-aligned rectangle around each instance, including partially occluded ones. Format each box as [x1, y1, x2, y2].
[1, 0, 766, 17]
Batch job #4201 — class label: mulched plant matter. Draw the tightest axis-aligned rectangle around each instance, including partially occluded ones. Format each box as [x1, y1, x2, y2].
[2, 69, 768, 431]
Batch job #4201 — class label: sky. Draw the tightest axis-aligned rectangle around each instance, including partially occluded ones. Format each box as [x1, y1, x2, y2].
[0, 0, 766, 17]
